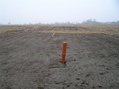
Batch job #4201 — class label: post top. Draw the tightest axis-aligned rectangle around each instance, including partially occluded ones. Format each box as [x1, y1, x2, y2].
[63, 42, 67, 44]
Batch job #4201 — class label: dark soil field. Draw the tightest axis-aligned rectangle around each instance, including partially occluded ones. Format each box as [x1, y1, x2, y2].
[0, 25, 119, 89]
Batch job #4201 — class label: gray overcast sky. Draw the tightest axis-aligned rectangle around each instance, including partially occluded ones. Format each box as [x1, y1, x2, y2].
[0, 0, 119, 24]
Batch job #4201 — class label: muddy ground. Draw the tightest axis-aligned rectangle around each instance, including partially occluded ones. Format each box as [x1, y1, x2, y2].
[0, 25, 119, 89]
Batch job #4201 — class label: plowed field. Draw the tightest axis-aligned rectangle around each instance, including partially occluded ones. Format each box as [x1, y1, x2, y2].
[0, 25, 119, 89]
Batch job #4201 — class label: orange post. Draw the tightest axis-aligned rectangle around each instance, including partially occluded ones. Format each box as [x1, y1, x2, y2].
[60, 42, 68, 63]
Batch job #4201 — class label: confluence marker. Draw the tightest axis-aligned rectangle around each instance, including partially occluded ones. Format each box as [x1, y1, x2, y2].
[60, 42, 68, 63]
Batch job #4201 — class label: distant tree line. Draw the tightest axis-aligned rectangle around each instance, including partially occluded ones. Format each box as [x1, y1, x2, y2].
[0, 19, 119, 25]
[81, 19, 119, 24]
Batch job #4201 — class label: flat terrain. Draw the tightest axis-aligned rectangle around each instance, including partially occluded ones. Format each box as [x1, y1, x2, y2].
[0, 24, 119, 89]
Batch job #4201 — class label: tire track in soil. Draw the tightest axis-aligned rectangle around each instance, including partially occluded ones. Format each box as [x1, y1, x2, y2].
[35, 26, 65, 88]
[44, 27, 61, 62]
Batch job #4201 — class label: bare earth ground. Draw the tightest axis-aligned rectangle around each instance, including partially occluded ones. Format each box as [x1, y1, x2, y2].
[0, 24, 119, 89]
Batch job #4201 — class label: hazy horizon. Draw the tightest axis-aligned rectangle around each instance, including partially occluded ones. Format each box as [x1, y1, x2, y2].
[0, 0, 119, 24]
